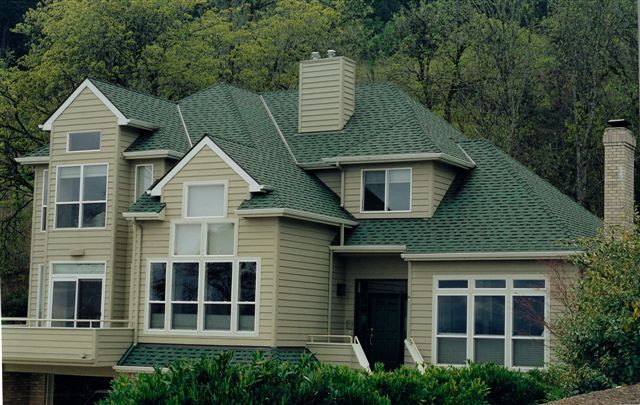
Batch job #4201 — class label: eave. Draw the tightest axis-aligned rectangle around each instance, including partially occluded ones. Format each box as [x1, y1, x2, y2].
[401, 250, 580, 261]
[236, 208, 358, 228]
[122, 211, 165, 221]
[14, 156, 49, 165]
[316, 152, 476, 169]
[330, 245, 406, 253]
[122, 150, 184, 160]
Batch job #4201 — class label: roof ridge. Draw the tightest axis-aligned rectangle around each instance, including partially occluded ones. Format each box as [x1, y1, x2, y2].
[178, 81, 259, 104]
[88, 78, 177, 106]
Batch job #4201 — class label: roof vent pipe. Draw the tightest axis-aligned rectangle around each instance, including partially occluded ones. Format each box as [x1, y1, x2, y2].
[327, 49, 336, 58]
[311, 51, 321, 60]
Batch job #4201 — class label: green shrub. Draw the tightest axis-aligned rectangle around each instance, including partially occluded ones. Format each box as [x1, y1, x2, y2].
[101, 354, 559, 404]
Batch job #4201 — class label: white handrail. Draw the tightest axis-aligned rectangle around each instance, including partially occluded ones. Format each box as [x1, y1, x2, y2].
[1, 317, 130, 328]
[404, 338, 426, 374]
[352, 336, 371, 372]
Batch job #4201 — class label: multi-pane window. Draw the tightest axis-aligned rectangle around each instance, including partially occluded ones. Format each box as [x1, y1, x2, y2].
[41, 169, 49, 231]
[55, 164, 107, 228]
[67, 131, 101, 152]
[49, 263, 105, 328]
[435, 277, 547, 368]
[135, 164, 153, 198]
[185, 183, 225, 218]
[147, 260, 259, 333]
[173, 222, 235, 256]
[362, 168, 411, 212]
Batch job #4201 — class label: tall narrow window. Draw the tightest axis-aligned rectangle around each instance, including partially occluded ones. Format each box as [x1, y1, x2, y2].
[237, 261, 257, 331]
[186, 184, 225, 218]
[135, 165, 153, 199]
[55, 164, 107, 228]
[67, 131, 101, 152]
[512, 296, 545, 367]
[474, 296, 505, 365]
[171, 262, 199, 330]
[362, 168, 411, 212]
[436, 295, 467, 364]
[148, 262, 167, 329]
[50, 263, 105, 327]
[204, 262, 232, 331]
[41, 170, 49, 231]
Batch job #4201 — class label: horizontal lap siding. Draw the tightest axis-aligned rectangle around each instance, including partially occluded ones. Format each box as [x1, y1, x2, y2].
[343, 162, 434, 219]
[28, 167, 48, 318]
[432, 163, 457, 214]
[44, 88, 119, 320]
[313, 169, 342, 198]
[137, 146, 277, 346]
[330, 256, 346, 335]
[408, 260, 578, 364]
[276, 218, 338, 346]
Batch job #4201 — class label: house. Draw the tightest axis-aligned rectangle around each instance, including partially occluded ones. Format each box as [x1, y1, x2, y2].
[2, 51, 631, 403]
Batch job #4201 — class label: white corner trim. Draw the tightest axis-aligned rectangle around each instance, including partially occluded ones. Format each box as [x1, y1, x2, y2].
[401, 250, 580, 261]
[122, 150, 184, 160]
[149, 136, 264, 196]
[122, 211, 164, 220]
[177, 104, 192, 148]
[321, 152, 476, 169]
[259, 95, 297, 164]
[330, 245, 406, 253]
[236, 208, 358, 227]
[15, 156, 49, 164]
[42, 79, 127, 130]
[113, 365, 167, 374]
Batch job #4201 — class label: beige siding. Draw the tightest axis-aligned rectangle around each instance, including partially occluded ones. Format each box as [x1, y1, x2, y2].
[343, 162, 438, 219]
[313, 169, 342, 198]
[408, 260, 578, 364]
[43, 87, 120, 320]
[432, 163, 457, 213]
[275, 218, 338, 346]
[298, 57, 355, 133]
[307, 343, 360, 368]
[136, 146, 278, 346]
[330, 255, 346, 335]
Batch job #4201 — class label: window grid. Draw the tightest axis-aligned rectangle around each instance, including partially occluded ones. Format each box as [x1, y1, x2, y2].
[54, 163, 108, 229]
[360, 168, 412, 213]
[434, 276, 548, 369]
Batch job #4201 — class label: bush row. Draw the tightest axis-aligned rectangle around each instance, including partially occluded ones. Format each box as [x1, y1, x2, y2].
[102, 353, 552, 404]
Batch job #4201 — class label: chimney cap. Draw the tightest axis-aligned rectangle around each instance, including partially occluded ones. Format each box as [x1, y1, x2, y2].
[607, 119, 630, 128]
[311, 51, 320, 60]
[327, 49, 336, 58]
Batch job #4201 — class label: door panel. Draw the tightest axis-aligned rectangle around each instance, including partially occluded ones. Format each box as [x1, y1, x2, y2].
[77, 279, 103, 327]
[51, 281, 76, 327]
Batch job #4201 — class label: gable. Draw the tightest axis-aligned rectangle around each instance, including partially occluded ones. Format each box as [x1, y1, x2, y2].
[149, 136, 264, 197]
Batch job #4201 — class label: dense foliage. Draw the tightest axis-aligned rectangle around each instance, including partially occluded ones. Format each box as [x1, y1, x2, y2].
[101, 353, 553, 404]
[553, 226, 640, 391]
[0, 0, 637, 315]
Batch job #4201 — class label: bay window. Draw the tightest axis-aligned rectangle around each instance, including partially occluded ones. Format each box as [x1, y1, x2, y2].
[55, 164, 107, 228]
[434, 276, 547, 368]
[49, 263, 105, 327]
[361, 168, 411, 212]
[147, 259, 259, 333]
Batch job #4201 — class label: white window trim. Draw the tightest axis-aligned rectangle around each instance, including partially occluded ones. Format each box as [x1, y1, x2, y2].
[53, 163, 109, 231]
[170, 219, 238, 258]
[36, 264, 45, 320]
[134, 164, 154, 200]
[182, 180, 229, 219]
[40, 169, 49, 232]
[46, 261, 107, 328]
[144, 257, 261, 337]
[432, 274, 550, 370]
[360, 168, 412, 213]
[66, 130, 102, 153]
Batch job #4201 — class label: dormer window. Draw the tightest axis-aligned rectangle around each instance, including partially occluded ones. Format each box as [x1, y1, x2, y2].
[67, 131, 101, 152]
[361, 168, 411, 212]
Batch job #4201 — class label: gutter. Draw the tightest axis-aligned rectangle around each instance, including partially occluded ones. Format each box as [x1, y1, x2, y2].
[126, 118, 159, 131]
[113, 365, 167, 374]
[330, 245, 406, 254]
[122, 150, 184, 160]
[122, 211, 164, 220]
[236, 208, 358, 227]
[319, 152, 476, 170]
[401, 250, 580, 261]
[15, 156, 49, 164]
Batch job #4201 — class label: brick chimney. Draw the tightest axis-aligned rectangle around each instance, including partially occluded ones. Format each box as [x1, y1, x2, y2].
[603, 119, 636, 234]
[298, 50, 355, 133]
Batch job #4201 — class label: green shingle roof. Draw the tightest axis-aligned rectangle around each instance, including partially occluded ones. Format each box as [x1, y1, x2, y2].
[117, 344, 311, 368]
[22, 144, 50, 158]
[89, 79, 191, 154]
[344, 139, 601, 254]
[127, 192, 164, 213]
[262, 83, 472, 165]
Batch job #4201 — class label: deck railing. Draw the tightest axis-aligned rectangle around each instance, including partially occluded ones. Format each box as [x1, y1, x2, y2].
[1, 317, 130, 328]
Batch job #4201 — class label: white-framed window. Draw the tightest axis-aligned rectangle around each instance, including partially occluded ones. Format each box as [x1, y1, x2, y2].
[361, 168, 411, 212]
[172, 221, 236, 257]
[55, 163, 108, 229]
[48, 263, 106, 328]
[146, 258, 260, 334]
[41, 169, 49, 232]
[135, 164, 154, 199]
[183, 182, 227, 218]
[434, 276, 547, 369]
[67, 131, 101, 152]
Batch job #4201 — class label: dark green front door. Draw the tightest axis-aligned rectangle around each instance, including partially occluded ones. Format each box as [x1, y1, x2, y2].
[355, 280, 407, 369]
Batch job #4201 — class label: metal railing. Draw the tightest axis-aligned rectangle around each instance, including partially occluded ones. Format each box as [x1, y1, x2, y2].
[1, 317, 130, 329]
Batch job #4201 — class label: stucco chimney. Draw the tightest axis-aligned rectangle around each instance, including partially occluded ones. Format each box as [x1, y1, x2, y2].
[298, 51, 355, 133]
[603, 119, 636, 233]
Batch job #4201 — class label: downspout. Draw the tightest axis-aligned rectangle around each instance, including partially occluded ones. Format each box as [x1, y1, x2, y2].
[128, 221, 142, 344]
[327, 249, 333, 335]
[338, 163, 345, 207]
